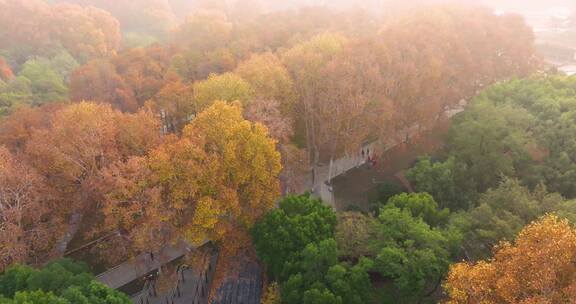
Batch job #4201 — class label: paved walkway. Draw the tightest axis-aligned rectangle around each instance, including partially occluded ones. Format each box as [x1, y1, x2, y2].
[309, 103, 465, 207]
[97, 240, 198, 289]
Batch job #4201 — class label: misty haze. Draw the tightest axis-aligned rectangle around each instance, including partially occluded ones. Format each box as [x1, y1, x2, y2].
[0, 0, 576, 303]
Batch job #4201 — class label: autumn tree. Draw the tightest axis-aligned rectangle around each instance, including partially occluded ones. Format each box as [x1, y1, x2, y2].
[282, 33, 347, 166]
[0, 0, 53, 65]
[24, 102, 161, 218]
[0, 58, 13, 81]
[47, 3, 121, 62]
[69, 59, 138, 112]
[231, 6, 377, 56]
[235, 54, 299, 194]
[444, 215, 576, 303]
[192, 73, 254, 111]
[99, 101, 281, 255]
[146, 77, 195, 134]
[70, 45, 174, 112]
[244, 99, 293, 143]
[234, 52, 295, 110]
[171, 10, 232, 52]
[0, 0, 121, 65]
[172, 47, 237, 83]
[181, 100, 282, 230]
[53, 0, 178, 37]
[373, 6, 538, 143]
[0, 148, 60, 272]
[312, 41, 389, 162]
[170, 10, 236, 81]
[110, 46, 175, 106]
[0, 104, 64, 153]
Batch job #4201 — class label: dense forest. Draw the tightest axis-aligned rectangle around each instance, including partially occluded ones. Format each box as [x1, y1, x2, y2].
[1, 0, 576, 303]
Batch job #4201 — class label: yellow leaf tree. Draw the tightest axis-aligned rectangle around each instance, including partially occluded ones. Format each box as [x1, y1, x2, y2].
[444, 214, 576, 304]
[192, 73, 255, 111]
[100, 101, 281, 253]
[184, 101, 282, 227]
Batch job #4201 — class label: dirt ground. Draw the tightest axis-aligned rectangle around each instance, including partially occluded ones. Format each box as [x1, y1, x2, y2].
[332, 119, 452, 211]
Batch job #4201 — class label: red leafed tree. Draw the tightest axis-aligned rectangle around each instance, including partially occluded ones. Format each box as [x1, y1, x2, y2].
[0, 57, 14, 81]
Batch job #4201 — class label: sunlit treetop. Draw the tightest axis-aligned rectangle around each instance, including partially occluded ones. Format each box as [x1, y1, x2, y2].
[445, 214, 576, 303]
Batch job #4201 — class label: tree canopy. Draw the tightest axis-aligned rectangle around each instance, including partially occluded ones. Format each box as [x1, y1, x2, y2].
[411, 76, 576, 206]
[445, 215, 576, 303]
[251, 194, 337, 279]
[0, 259, 130, 304]
[100, 101, 281, 254]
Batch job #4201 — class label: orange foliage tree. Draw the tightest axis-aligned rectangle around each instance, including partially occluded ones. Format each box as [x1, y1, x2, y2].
[70, 46, 175, 112]
[244, 99, 293, 144]
[24, 102, 161, 215]
[444, 215, 576, 303]
[0, 58, 13, 81]
[111, 46, 175, 105]
[70, 59, 138, 112]
[0, 0, 121, 64]
[375, 6, 538, 141]
[146, 76, 196, 134]
[0, 104, 64, 153]
[0, 147, 61, 272]
[282, 32, 348, 166]
[48, 3, 121, 61]
[56, 0, 178, 36]
[280, 6, 538, 169]
[234, 52, 295, 108]
[170, 10, 236, 81]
